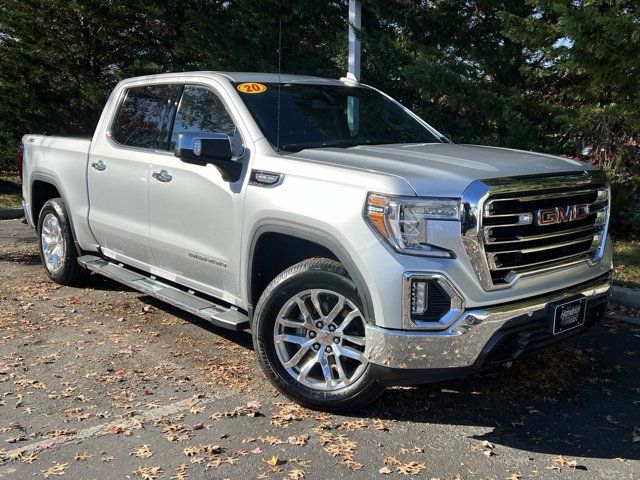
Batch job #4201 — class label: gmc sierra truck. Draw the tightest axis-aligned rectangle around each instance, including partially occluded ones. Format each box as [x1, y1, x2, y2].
[19, 72, 612, 410]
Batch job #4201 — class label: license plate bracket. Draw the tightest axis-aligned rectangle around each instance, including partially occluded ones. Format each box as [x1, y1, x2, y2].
[549, 297, 587, 335]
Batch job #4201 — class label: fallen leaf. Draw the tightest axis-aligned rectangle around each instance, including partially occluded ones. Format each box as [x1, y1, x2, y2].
[605, 415, 620, 425]
[106, 425, 123, 435]
[397, 462, 427, 475]
[40, 461, 68, 478]
[287, 434, 309, 446]
[19, 452, 38, 463]
[288, 468, 305, 479]
[135, 466, 163, 480]
[182, 443, 220, 457]
[73, 451, 93, 461]
[131, 445, 153, 459]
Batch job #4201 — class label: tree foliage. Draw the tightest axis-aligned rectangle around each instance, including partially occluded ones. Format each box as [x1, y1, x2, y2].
[0, 0, 638, 175]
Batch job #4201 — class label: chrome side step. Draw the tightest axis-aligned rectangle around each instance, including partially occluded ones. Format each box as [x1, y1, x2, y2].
[77, 255, 249, 331]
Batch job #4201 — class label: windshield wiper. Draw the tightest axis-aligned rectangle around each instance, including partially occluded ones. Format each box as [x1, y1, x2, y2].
[278, 140, 357, 152]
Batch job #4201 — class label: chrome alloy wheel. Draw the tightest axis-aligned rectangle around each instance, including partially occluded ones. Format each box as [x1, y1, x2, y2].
[41, 213, 65, 274]
[273, 289, 368, 391]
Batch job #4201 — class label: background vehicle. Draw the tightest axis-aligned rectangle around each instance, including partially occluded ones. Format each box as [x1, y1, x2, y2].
[20, 72, 612, 410]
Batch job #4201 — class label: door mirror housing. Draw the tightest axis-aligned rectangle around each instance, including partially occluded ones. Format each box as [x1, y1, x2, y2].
[174, 132, 242, 182]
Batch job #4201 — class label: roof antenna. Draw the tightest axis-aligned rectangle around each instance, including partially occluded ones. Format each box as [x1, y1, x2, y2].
[276, 18, 282, 152]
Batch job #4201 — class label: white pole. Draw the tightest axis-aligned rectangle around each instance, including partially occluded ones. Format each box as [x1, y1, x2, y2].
[347, 0, 361, 82]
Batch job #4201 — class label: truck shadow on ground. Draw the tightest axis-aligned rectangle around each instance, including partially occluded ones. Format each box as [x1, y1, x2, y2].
[138, 294, 254, 349]
[112, 280, 640, 462]
[85, 272, 137, 293]
[0, 249, 41, 265]
[367, 322, 640, 462]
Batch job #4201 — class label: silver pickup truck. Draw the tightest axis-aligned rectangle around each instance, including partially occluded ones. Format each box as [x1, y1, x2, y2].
[19, 72, 612, 410]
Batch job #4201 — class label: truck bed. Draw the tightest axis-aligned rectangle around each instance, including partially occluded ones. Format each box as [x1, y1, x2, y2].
[21, 134, 93, 246]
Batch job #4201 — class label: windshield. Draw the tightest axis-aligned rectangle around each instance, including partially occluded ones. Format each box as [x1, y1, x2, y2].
[234, 82, 443, 152]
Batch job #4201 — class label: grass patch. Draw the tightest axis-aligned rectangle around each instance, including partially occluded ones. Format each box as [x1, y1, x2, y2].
[612, 238, 640, 290]
[0, 171, 21, 208]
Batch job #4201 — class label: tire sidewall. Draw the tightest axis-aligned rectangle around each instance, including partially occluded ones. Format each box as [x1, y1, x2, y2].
[253, 265, 379, 409]
[37, 199, 76, 283]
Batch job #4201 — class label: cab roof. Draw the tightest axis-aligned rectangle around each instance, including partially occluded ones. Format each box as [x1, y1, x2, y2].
[217, 71, 348, 86]
[120, 71, 355, 87]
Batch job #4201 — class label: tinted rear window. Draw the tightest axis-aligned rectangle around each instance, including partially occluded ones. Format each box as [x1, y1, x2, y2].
[111, 85, 181, 149]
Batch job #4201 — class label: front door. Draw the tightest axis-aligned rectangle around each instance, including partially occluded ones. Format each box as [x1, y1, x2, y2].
[147, 84, 247, 303]
[88, 84, 181, 267]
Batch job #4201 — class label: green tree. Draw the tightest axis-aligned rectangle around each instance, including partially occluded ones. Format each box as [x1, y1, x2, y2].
[0, 0, 175, 165]
[171, 0, 347, 76]
[0, 1, 349, 168]
[1, 0, 639, 175]
[500, 0, 640, 170]
[358, 0, 559, 151]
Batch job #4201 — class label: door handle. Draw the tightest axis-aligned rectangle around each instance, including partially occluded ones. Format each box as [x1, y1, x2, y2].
[152, 170, 173, 183]
[91, 160, 106, 171]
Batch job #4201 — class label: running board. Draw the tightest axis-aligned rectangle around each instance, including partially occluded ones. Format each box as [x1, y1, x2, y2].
[77, 255, 249, 331]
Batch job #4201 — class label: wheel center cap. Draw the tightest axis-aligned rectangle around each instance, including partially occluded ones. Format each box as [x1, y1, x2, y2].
[316, 329, 333, 346]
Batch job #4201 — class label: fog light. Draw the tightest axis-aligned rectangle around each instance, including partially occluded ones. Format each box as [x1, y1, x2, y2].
[411, 280, 428, 316]
[403, 274, 463, 330]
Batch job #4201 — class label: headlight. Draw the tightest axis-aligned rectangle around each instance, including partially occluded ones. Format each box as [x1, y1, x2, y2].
[365, 193, 460, 257]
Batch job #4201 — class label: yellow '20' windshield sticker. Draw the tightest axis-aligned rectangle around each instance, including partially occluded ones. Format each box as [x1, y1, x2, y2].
[237, 83, 267, 94]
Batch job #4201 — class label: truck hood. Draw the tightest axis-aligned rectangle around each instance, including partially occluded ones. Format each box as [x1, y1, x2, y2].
[289, 143, 593, 197]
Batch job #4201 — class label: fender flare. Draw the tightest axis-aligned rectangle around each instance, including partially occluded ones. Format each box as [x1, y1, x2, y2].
[247, 221, 375, 323]
[30, 172, 83, 256]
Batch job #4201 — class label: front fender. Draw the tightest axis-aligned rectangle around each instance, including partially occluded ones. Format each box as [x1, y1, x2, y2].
[245, 220, 375, 324]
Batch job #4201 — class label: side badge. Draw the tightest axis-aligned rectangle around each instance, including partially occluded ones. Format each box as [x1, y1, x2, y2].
[249, 170, 284, 188]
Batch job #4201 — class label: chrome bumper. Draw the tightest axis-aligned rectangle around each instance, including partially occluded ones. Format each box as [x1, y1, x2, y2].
[365, 274, 611, 370]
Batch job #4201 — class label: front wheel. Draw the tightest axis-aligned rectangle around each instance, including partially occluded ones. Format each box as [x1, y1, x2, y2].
[252, 258, 383, 411]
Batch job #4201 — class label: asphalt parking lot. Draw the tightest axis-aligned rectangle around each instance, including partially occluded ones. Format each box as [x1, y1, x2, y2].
[0, 218, 638, 479]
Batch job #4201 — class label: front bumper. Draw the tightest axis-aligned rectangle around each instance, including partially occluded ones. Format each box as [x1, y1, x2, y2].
[365, 273, 610, 384]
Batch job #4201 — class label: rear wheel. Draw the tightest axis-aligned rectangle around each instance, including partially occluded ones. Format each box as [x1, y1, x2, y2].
[37, 198, 89, 285]
[253, 258, 383, 411]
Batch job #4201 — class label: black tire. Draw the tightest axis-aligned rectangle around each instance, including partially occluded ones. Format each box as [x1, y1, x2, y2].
[37, 198, 89, 286]
[252, 258, 383, 411]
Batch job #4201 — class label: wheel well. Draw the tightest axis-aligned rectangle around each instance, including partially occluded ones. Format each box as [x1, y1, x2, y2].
[31, 180, 61, 225]
[250, 233, 339, 308]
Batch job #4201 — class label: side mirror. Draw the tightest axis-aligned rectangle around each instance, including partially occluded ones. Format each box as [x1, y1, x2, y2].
[174, 132, 242, 182]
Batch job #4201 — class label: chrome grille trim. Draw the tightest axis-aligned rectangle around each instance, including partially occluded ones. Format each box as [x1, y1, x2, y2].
[484, 188, 600, 207]
[487, 234, 598, 257]
[484, 224, 598, 244]
[490, 250, 598, 272]
[461, 171, 610, 291]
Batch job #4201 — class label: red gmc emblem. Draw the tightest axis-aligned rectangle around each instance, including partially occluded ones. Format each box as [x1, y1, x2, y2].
[537, 204, 589, 226]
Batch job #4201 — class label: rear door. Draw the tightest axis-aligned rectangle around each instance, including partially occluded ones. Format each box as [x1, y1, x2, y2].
[147, 84, 247, 303]
[88, 84, 181, 267]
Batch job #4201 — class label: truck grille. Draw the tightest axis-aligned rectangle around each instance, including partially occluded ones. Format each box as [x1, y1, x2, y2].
[462, 171, 610, 289]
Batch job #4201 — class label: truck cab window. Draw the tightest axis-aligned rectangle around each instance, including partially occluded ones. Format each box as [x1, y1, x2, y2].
[111, 85, 181, 149]
[169, 86, 240, 153]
